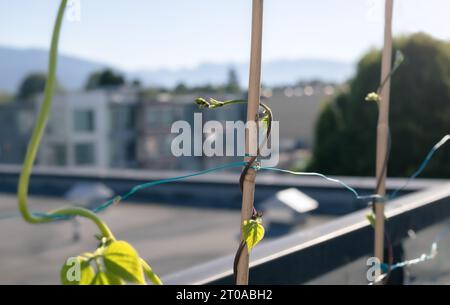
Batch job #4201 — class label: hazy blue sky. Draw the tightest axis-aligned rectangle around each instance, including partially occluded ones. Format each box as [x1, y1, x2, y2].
[0, 0, 449, 70]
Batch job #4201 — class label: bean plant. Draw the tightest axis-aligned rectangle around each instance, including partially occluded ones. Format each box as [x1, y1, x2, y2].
[195, 97, 269, 281]
[17, 0, 161, 285]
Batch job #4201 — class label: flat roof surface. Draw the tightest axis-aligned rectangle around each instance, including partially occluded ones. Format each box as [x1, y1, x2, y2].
[0, 193, 331, 284]
[1, 192, 449, 284]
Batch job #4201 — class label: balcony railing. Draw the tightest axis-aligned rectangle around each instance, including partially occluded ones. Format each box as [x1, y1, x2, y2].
[162, 183, 450, 284]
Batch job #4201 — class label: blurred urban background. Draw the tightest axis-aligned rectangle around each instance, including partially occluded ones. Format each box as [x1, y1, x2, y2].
[0, 0, 449, 284]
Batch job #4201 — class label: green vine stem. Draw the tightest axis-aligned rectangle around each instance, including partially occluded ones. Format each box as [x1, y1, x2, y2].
[141, 258, 163, 285]
[16, 0, 114, 241]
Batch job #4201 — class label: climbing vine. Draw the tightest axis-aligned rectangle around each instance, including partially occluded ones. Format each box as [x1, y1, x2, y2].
[11, 0, 450, 286]
[195, 97, 271, 283]
[17, 0, 161, 285]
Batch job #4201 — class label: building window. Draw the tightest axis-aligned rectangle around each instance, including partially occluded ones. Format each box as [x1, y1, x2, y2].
[46, 109, 66, 136]
[50, 144, 67, 166]
[17, 111, 35, 135]
[126, 140, 136, 162]
[74, 143, 95, 165]
[146, 109, 159, 125]
[74, 110, 95, 132]
[110, 108, 120, 130]
[146, 108, 173, 127]
[111, 107, 135, 130]
[126, 108, 136, 129]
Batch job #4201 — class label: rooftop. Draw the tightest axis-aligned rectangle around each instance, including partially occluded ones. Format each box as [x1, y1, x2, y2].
[2, 185, 450, 284]
[0, 192, 331, 284]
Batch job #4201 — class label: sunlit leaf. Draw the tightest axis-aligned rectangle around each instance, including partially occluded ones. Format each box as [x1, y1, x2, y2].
[366, 212, 376, 228]
[261, 114, 269, 130]
[366, 212, 387, 229]
[60, 256, 95, 285]
[91, 271, 123, 285]
[242, 218, 265, 253]
[103, 240, 145, 284]
[195, 97, 209, 108]
[365, 92, 380, 103]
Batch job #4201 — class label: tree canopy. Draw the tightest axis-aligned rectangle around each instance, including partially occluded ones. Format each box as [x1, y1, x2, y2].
[224, 68, 240, 93]
[17, 73, 47, 100]
[309, 33, 450, 178]
[85, 68, 125, 90]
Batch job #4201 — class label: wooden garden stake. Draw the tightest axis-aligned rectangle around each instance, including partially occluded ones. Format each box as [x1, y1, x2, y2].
[236, 0, 264, 285]
[374, 0, 394, 267]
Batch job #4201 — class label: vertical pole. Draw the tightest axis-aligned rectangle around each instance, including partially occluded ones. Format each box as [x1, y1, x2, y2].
[374, 0, 394, 266]
[236, 0, 264, 285]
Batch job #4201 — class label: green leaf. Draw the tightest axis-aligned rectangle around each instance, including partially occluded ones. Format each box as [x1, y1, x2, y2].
[208, 98, 223, 108]
[91, 271, 124, 285]
[261, 114, 269, 130]
[366, 212, 387, 229]
[366, 213, 376, 228]
[195, 97, 209, 108]
[103, 240, 145, 284]
[366, 213, 375, 228]
[60, 256, 95, 285]
[242, 218, 265, 253]
[365, 92, 380, 103]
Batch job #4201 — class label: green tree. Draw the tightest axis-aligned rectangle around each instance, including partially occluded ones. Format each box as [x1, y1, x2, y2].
[173, 82, 188, 94]
[17, 73, 48, 100]
[224, 68, 240, 93]
[131, 79, 142, 87]
[85, 68, 125, 90]
[309, 33, 450, 178]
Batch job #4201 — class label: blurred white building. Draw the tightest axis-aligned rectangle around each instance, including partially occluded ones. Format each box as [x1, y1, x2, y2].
[38, 87, 138, 169]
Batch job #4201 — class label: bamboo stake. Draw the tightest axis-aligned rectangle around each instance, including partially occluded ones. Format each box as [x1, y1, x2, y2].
[236, 0, 264, 285]
[374, 0, 394, 267]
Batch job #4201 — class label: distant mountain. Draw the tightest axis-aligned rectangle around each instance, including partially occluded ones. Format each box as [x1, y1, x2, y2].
[131, 59, 355, 88]
[0, 46, 110, 93]
[0, 46, 355, 93]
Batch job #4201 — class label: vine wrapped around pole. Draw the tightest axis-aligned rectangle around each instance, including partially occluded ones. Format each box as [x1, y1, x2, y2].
[236, 0, 264, 285]
[374, 0, 394, 275]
